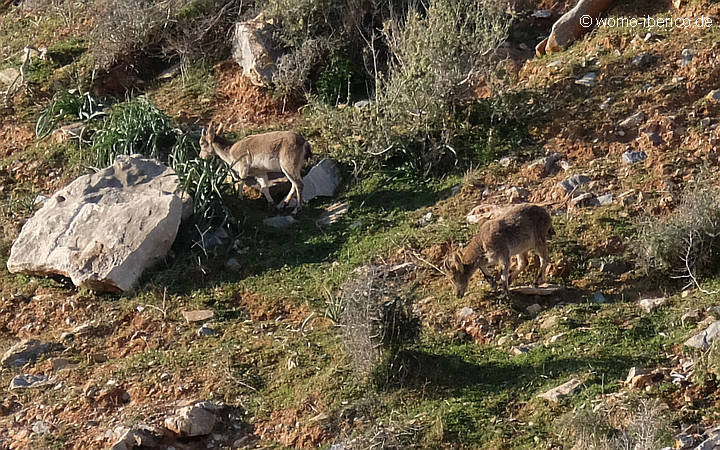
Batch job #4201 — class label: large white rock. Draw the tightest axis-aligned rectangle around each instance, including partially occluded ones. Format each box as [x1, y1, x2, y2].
[7, 155, 182, 292]
[287, 158, 342, 208]
[232, 13, 282, 86]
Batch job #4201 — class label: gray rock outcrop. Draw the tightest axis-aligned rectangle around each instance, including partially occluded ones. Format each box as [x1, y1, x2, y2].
[7, 155, 182, 292]
[536, 0, 616, 56]
[232, 13, 282, 86]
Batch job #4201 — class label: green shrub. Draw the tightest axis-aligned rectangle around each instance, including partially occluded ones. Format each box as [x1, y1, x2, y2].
[90, 96, 176, 168]
[315, 57, 355, 105]
[634, 182, 720, 286]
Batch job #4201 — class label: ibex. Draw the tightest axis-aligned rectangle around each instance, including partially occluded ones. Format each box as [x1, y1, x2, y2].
[199, 124, 312, 213]
[444, 204, 554, 298]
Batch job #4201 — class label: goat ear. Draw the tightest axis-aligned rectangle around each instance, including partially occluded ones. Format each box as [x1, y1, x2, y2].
[200, 127, 206, 137]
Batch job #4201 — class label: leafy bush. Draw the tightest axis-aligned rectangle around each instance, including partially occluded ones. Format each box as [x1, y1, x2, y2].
[303, 0, 512, 178]
[169, 134, 237, 228]
[35, 89, 106, 139]
[315, 57, 355, 105]
[90, 96, 176, 168]
[339, 265, 419, 380]
[273, 38, 334, 98]
[634, 183, 720, 287]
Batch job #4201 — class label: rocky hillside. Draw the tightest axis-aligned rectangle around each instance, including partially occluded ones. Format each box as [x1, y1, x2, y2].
[2, 0, 720, 449]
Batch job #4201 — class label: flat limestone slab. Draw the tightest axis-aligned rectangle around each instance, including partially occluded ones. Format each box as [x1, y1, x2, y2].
[7, 155, 182, 291]
[511, 284, 565, 296]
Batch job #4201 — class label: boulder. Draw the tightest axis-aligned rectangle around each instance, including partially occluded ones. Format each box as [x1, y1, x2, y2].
[0, 67, 20, 86]
[685, 320, 720, 350]
[7, 155, 182, 292]
[232, 13, 282, 86]
[2, 339, 56, 367]
[165, 402, 218, 437]
[10, 374, 50, 390]
[293, 158, 342, 206]
[536, 0, 616, 56]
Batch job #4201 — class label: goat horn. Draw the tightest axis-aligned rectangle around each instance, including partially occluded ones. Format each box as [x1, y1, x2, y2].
[215, 121, 224, 135]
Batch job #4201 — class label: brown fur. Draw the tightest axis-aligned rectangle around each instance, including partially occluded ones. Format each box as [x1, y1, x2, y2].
[199, 127, 311, 213]
[445, 204, 554, 298]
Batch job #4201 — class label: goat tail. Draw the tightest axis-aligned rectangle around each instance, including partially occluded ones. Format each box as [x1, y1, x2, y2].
[303, 141, 312, 160]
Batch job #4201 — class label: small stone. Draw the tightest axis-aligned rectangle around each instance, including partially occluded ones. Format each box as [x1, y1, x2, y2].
[197, 324, 219, 337]
[508, 186, 530, 202]
[674, 433, 695, 449]
[497, 336, 510, 346]
[707, 306, 720, 318]
[685, 320, 720, 350]
[532, 9, 552, 18]
[527, 304, 542, 315]
[538, 378, 582, 402]
[224, 257, 242, 272]
[619, 111, 646, 128]
[558, 174, 590, 193]
[540, 315, 559, 329]
[600, 259, 631, 275]
[707, 90, 720, 103]
[10, 374, 49, 390]
[50, 358, 70, 371]
[595, 193, 614, 206]
[638, 297, 666, 313]
[263, 215, 297, 228]
[681, 48, 693, 67]
[165, 403, 218, 437]
[498, 156, 516, 167]
[570, 192, 598, 208]
[625, 366, 647, 384]
[592, 292, 607, 303]
[31, 421, 52, 435]
[641, 130, 663, 146]
[182, 309, 214, 323]
[511, 343, 538, 355]
[575, 72, 597, 87]
[681, 309, 702, 326]
[622, 150, 647, 165]
[631, 52, 652, 68]
[353, 100, 370, 109]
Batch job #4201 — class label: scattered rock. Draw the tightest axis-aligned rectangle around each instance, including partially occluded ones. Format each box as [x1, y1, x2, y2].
[707, 305, 720, 318]
[622, 150, 647, 164]
[681, 48, 693, 67]
[592, 292, 607, 303]
[2, 339, 56, 367]
[535, 0, 615, 55]
[200, 227, 230, 250]
[540, 315, 559, 329]
[511, 343, 538, 355]
[527, 304, 543, 315]
[538, 378, 582, 402]
[316, 201, 348, 227]
[182, 309, 214, 324]
[638, 297, 666, 313]
[291, 158, 341, 206]
[0, 67, 20, 86]
[570, 192, 598, 208]
[600, 259, 631, 275]
[197, 324, 219, 337]
[641, 130, 663, 146]
[631, 52, 652, 68]
[575, 72, 597, 87]
[165, 402, 219, 437]
[707, 90, 720, 103]
[619, 111, 646, 128]
[694, 435, 720, 450]
[353, 99, 370, 108]
[498, 156, 516, 167]
[51, 122, 84, 144]
[7, 155, 182, 292]
[525, 153, 561, 178]
[224, 257, 242, 272]
[685, 320, 720, 350]
[263, 215, 297, 228]
[508, 186, 530, 202]
[558, 174, 590, 193]
[10, 374, 50, 390]
[232, 13, 282, 86]
[109, 425, 161, 450]
[595, 194, 615, 206]
[31, 421, 52, 435]
[674, 433, 694, 450]
[512, 284, 564, 296]
[681, 309, 702, 326]
[531, 9, 553, 18]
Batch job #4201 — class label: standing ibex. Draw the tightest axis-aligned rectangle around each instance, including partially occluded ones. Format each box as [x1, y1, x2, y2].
[444, 204, 554, 298]
[199, 124, 311, 213]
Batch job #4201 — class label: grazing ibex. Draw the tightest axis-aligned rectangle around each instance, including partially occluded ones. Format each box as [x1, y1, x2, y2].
[444, 204, 554, 298]
[199, 124, 311, 213]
